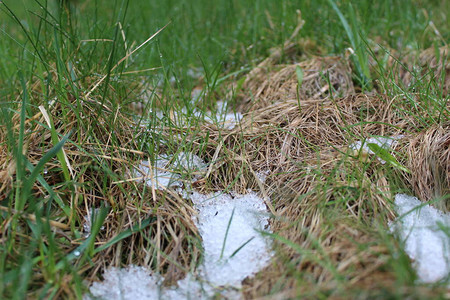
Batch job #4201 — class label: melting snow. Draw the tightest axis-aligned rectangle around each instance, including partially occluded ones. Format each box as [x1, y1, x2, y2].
[209, 100, 243, 130]
[189, 191, 273, 288]
[133, 152, 207, 189]
[390, 194, 450, 284]
[82, 208, 105, 238]
[85, 190, 273, 299]
[169, 99, 242, 129]
[87, 266, 162, 300]
[134, 157, 181, 189]
[350, 135, 403, 163]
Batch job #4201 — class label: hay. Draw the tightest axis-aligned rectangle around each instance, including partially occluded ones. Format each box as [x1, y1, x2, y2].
[399, 122, 450, 211]
[177, 92, 450, 296]
[197, 94, 430, 194]
[237, 56, 355, 112]
[0, 95, 201, 294]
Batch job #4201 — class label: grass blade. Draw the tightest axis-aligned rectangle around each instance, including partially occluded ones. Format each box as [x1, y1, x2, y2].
[220, 207, 235, 260]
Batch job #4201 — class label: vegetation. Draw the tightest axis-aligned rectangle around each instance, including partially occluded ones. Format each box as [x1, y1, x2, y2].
[0, 0, 448, 298]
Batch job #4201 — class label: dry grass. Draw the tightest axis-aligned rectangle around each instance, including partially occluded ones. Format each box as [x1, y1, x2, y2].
[398, 122, 450, 211]
[171, 91, 449, 297]
[236, 55, 355, 112]
[1, 36, 448, 300]
[401, 45, 449, 95]
[0, 94, 201, 294]
[377, 45, 450, 95]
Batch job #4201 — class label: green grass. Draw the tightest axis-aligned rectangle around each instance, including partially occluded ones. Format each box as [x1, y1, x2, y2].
[0, 0, 449, 298]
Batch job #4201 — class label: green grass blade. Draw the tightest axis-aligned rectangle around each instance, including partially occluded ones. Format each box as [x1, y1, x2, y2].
[20, 132, 71, 207]
[367, 143, 409, 173]
[94, 216, 155, 254]
[220, 207, 235, 260]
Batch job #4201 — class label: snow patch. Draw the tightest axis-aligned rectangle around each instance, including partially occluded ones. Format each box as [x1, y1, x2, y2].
[169, 100, 242, 129]
[189, 191, 273, 288]
[133, 152, 207, 189]
[134, 157, 181, 189]
[350, 135, 403, 163]
[390, 194, 450, 284]
[85, 191, 273, 299]
[82, 208, 104, 238]
[86, 266, 162, 300]
[211, 100, 243, 130]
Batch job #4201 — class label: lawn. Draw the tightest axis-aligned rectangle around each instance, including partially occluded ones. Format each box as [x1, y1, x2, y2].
[0, 0, 449, 299]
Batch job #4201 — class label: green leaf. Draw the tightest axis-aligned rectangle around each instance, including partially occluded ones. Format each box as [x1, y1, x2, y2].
[56, 205, 109, 271]
[229, 237, 254, 259]
[367, 143, 409, 173]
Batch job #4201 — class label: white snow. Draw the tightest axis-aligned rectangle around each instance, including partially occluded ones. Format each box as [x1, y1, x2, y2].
[255, 169, 270, 184]
[210, 100, 243, 130]
[86, 266, 162, 300]
[85, 190, 273, 299]
[82, 208, 105, 238]
[133, 152, 207, 189]
[390, 194, 450, 284]
[189, 191, 273, 288]
[169, 99, 242, 129]
[350, 135, 403, 163]
[134, 157, 181, 189]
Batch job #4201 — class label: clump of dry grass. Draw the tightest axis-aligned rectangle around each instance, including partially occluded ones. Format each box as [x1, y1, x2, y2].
[0, 91, 201, 296]
[178, 91, 449, 297]
[197, 94, 433, 193]
[237, 56, 355, 112]
[401, 45, 449, 95]
[398, 122, 450, 212]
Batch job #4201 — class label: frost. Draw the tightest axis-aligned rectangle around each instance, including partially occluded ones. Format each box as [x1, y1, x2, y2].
[390, 194, 450, 284]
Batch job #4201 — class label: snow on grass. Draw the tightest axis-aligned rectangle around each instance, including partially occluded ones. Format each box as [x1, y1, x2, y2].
[212, 100, 243, 130]
[390, 194, 450, 284]
[86, 189, 273, 299]
[189, 190, 273, 288]
[168, 97, 242, 129]
[134, 157, 181, 189]
[86, 266, 162, 300]
[133, 152, 207, 189]
[82, 208, 104, 238]
[350, 135, 403, 163]
[89, 153, 273, 299]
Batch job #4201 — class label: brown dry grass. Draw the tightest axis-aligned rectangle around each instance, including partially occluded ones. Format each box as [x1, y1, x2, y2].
[236, 56, 355, 112]
[197, 93, 444, 194]
[176, 92, 449, 297]
[0, 95, 201, 294]
[398, 122, 450, 211]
